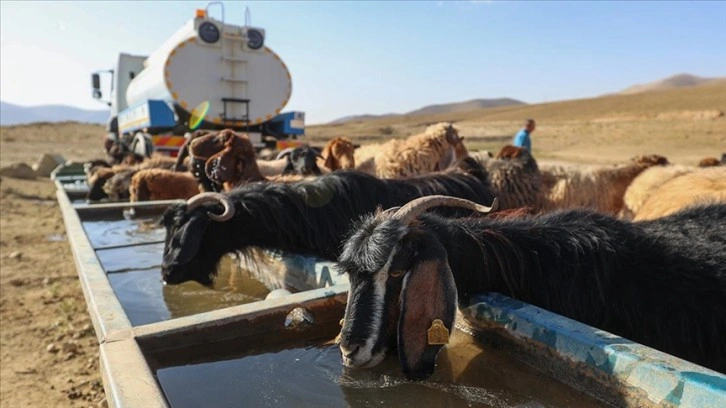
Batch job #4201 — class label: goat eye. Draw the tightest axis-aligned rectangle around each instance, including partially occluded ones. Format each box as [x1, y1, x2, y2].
[389, 269, 406, 278]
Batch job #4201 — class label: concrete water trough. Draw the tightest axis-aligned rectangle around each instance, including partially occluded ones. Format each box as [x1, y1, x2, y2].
[52, 164, 726, 407]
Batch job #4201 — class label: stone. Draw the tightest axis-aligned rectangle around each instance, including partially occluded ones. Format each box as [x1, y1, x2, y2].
[0, 163, 36, 180]
[32, 153, 66, 177]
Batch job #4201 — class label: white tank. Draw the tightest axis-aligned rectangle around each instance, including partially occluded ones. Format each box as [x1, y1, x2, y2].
[125, 14, 292, 126]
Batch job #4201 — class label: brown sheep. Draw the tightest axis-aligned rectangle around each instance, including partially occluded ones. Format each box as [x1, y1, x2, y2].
[698, 157, 721, 167]
[87, 165, 131, 201]
[129, 168, 201, 202]
[320, 137, 358, 171]
[103, 168, 138, 201]
[633, 166, 726, 221]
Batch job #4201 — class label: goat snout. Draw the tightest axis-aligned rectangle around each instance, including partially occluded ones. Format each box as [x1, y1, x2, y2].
[339, 343, 362, 367]
[339, 335, 386, 369]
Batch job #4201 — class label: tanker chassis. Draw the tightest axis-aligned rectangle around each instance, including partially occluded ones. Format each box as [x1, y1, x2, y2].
[91, 2, 305, 158]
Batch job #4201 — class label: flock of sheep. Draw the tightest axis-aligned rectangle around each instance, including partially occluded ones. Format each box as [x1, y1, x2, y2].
[83, 122, 726, 379]
[85, 122, 724, 222]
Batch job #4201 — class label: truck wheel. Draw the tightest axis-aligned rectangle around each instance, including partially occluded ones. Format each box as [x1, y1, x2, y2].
[130, 132, 154, 158]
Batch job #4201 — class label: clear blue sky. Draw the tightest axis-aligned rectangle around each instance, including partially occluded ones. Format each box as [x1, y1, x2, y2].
[1, 1, 724, 124]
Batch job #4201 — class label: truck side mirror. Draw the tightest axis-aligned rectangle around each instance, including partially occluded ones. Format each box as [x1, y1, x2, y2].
[92, 89, 102, 100]
[92, 73, 101, 90]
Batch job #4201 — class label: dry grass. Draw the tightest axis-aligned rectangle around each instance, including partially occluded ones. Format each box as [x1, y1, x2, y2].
[0, 121, 107, 168]
[1, 81, 724, 169]
[306, 80, 726, 165]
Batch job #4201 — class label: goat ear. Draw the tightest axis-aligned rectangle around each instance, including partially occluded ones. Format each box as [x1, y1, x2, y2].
[397, 257, 457, 380]
[205, 149, 236, 184]
[166, 213, 209, 265]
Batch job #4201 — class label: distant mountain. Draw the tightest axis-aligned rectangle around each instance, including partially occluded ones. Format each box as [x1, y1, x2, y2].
[328, 98, 526, 124]
[618, 74, 724, 95]
[329, 113, 399, 125]
[0, 101, 109, 126]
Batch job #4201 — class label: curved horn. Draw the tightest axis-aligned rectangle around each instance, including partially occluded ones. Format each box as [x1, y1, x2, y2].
[393, 195, 498, 225]
[275, 147, 296, 160]
[185, 192, 235, 222]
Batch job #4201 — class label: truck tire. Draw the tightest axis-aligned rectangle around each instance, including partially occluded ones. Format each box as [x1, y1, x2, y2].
[130, 132, 154, 158]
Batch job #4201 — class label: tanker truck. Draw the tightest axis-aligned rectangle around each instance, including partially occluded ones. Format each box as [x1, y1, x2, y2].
[91, 2, 305, 158]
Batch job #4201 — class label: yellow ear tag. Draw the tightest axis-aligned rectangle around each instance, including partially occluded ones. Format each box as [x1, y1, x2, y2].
[427, 319, 450, 345]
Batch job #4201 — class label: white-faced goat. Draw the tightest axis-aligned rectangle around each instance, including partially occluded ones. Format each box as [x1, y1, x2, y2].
[336, 195, 726, 379]
[159, 158, 498, 286]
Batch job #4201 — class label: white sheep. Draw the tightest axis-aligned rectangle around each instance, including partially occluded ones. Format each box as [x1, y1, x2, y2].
[633, 166, 726, 221]
[354, 122, 468, 178]
[539, 154, 669, 215]
[619, 164, 696, 219]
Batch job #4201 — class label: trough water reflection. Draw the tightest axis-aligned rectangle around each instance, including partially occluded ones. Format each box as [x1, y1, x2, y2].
[82, 217, 271, 326]
[154, 330, 611, 408]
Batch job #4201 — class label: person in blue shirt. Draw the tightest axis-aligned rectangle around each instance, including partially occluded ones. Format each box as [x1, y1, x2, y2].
[512, 119, 535, 153]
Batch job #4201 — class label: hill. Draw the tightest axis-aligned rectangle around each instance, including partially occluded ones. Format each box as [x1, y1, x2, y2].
[0, 101, 109, 126]
[307, 79, 726, 166]
[619, 74, 724, 95]
[328, 98, 525, 124]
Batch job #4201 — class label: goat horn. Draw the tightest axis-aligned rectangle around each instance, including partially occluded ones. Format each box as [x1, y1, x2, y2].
[392, 195, 498, 224]
[275, 147, 296, 160]
[185, 192, 235, 222]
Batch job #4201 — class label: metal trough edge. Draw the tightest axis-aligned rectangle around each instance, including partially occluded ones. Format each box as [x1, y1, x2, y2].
[100, 338, 168, 408]
[462, 293, 726, 408]
[56, 186, 134, 342]
[133, 284, 350, 352]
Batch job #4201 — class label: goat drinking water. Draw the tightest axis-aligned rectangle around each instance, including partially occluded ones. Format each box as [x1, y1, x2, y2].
[336, 196, 726, 379]
[160, 158, 499, 286]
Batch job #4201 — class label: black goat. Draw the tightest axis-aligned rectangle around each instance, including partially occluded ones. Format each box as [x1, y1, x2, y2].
[277, 145, 324, 176]
[337, 196, 726, 379]
[160, 158, 497, 286]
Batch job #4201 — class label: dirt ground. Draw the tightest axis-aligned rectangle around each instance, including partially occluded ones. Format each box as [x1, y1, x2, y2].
[1, 123, 109, 408]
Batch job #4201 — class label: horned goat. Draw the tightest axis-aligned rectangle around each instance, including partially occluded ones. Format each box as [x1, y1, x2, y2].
[129, 168, 202, 202]
[539, 154, 669, 215]
[159, 157, 498, 286]
[337, 195, 726, 379]
[633, 166, 726, 221]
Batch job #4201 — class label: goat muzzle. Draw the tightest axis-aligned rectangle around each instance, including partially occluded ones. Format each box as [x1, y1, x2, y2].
[185, 192, 235, 222]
